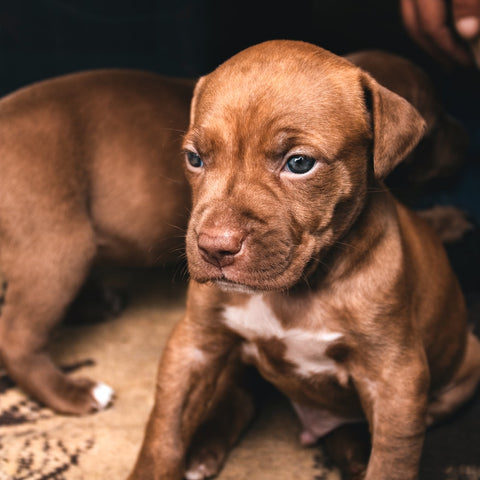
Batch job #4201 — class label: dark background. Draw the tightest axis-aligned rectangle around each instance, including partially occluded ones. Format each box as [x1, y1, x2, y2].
[1, 1, 479, 477]
[2, 0, 419, 83]
[1, 0, 479, 217]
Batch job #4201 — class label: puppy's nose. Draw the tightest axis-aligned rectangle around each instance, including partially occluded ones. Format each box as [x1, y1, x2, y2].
[197, 230, 244, 268]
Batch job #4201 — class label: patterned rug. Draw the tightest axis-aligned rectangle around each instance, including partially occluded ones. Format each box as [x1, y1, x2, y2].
[0, 263, 479, 480]
[0, 269, 338, 480]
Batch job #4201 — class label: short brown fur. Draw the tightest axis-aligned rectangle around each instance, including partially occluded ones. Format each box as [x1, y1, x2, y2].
[0, 70, 194, 413]
[130, 41, 480, 480]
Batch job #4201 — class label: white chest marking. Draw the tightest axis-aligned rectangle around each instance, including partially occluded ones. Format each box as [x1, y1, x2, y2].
[223, 295, 343, 377]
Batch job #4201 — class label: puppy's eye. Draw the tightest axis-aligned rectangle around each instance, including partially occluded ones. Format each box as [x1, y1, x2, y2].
[286, 155, 316, 174]
[186, 151, 203, 168]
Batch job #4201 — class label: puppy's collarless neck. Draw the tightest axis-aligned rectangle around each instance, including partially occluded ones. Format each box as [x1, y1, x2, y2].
[300, 188, 398, 290]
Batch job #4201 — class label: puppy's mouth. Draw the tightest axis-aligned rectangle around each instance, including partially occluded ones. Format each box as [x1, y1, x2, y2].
[211, 253, 322, 294]
[187, 233, 319, 293]
[213, 278, 264, 294]
[186, 202, 325, 292]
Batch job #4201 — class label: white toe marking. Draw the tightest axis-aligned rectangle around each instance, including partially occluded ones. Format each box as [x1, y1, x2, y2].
[92, 382, 114, 409]
[184, 467, 207, 480]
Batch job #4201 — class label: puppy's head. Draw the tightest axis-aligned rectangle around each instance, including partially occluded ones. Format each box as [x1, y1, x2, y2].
[183, 40, 425, 292]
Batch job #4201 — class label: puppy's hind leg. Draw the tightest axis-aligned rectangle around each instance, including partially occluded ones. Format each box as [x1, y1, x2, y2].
[0, 223, 112, 414]
[185, 365, 261, 480]
[427, 332, 480, 425]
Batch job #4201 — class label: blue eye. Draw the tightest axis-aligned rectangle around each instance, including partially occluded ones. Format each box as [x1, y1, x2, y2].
[186, 151, 203, 168]
[286, 155, 316, 174]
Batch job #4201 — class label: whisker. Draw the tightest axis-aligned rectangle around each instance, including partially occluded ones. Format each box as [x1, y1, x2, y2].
[157, 127, 189, 134]
[300, 273, 312, 291]
[333, 240, 358, 253]
[164, 222, 188, 234]
[172, 262, 190, 282]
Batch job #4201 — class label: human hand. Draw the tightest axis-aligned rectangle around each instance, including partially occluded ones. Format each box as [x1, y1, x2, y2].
[401, 0, 480, 66]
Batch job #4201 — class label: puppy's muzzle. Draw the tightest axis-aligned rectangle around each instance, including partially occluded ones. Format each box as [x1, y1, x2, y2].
[197, 228, 245, 268]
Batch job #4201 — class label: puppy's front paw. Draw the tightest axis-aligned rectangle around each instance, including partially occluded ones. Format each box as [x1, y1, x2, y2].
[91, 382, 115, 410]
[185, 449, 224, 480]
[53, 377, 115, 414]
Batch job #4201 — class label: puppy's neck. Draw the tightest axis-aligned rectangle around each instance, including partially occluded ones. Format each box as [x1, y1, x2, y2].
[301, 186, 399, 291]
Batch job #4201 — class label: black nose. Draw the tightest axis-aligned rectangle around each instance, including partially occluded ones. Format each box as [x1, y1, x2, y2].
[197, 229, 244, 268]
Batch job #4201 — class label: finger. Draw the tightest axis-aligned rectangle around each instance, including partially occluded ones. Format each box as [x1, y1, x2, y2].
[401, 0, 467, 65]
[401, 0, 421, 39]
[452, 0, 480, 39]
[417, 0, 471, 65]
[415, 0, 473, 64]
[401, 0, 445, 60]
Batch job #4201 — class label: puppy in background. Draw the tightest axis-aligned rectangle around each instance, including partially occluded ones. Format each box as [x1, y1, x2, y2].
[129, 41, 480, 480]
[0, 70, 194, 414]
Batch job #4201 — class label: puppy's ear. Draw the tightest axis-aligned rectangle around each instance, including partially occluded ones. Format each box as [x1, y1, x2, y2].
[190, 76, 206, 125]
[361, 73, 426, 180]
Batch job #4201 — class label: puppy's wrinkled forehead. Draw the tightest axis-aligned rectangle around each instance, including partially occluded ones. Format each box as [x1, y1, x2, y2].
[188, 40, 368, 157]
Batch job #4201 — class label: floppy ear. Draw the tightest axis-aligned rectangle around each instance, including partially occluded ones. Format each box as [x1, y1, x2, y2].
[361, 72, 426, 180]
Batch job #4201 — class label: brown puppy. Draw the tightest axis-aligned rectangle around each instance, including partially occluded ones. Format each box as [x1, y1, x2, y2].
[0, 70, 194, 414]
[129, 41, 480, 480]
[347, 50, 468, 194]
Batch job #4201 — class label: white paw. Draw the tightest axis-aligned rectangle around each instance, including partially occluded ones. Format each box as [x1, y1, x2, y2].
[91, 382, 114, 409]
[184, 464, 210, 480]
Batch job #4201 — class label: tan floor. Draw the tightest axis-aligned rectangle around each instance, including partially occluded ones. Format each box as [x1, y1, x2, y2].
[0, 270, 338, 480]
